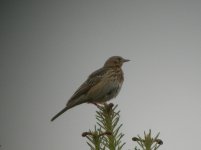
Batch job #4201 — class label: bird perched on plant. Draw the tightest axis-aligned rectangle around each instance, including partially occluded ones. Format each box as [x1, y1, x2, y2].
[51, 56, 129, 121]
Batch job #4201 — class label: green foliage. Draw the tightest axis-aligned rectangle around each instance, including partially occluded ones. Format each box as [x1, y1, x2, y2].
[82, 126, 107, 150]
[132, 130, 163, 150]
[82, 104, 163, 150]
[82, 103, 125, 150]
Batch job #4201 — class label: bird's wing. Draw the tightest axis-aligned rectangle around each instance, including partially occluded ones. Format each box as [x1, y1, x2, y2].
[67, 67, 108, 104]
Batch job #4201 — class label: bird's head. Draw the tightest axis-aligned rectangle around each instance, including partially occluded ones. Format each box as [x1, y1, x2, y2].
[104, 56, 130, 68]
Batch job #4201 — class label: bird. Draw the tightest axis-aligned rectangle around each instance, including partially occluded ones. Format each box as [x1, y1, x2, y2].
[51, 56, 129, 121]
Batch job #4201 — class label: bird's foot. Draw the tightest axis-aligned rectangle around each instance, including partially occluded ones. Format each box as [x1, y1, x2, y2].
[91, 102, 106, 108]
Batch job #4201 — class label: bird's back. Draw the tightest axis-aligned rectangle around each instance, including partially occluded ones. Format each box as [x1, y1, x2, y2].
[67, 66, 124, 106]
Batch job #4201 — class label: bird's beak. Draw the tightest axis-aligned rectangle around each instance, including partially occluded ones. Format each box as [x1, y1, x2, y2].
[123, 58, 130, 62]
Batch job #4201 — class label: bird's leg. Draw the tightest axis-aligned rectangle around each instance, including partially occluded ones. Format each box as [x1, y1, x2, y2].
[90, 102, 106, 108]
[91, 102, 99, 107]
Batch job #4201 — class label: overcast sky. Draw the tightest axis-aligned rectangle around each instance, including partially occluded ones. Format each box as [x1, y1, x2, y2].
[1, 1, 201, 150]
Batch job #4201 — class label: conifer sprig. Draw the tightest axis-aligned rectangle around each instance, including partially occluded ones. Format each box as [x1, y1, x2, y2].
[132, 130, 163, 150]
[82, 104, 163, 150]
[96, 103, 125, 150]
[82, 103, 125, 150]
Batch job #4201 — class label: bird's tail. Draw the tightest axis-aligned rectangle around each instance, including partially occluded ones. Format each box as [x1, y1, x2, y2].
[51, 107, 70, 122]
[51, 97, 88, 121]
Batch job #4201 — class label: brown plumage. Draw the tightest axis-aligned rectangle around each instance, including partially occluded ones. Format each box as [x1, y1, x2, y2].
[51, 56, 129, 121]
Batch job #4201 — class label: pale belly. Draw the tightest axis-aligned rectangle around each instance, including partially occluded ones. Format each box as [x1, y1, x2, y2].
[87, 68, 124, 103]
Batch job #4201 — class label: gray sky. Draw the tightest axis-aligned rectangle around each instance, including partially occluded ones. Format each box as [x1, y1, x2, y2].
[1, 1, 201, 150]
